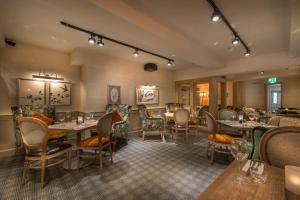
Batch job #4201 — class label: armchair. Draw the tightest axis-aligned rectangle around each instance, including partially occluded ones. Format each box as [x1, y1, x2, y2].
[105, 104, 132, 144]
[11, 105, 64, 154]
[165, 103, 184, 113]
[138, 105, 164, 141]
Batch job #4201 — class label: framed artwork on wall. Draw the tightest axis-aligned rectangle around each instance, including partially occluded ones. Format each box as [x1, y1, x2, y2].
[136, 87, 159, 105]
[18, 79, 46, 106]
[49, 82, 72, 106]
[107, 85, 121, 104]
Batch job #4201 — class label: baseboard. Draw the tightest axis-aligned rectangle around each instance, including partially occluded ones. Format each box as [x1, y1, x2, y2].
[0, 147, 16, 158]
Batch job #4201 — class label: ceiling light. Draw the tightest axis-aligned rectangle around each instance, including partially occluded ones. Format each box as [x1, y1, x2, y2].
[260, 71, 264, 75]
[133, 49, 139, 57]
[88, 35, 96, 44]
[211, 10, 220, 22]
[97, 37, 104, 46]
[244, 50, 251, 57]
[232, 37, 239, 45]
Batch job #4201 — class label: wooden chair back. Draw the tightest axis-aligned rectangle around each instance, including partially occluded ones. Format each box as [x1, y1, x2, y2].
[174, 109, 189, 125]
[19, 117, 49, 153]
[260, 126, 300, 168]
[203, 111, 218, 134]
[96, 112, 113, 138]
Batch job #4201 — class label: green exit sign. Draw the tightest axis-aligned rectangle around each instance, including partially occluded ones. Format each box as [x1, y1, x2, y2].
[268, 76, 277, 84]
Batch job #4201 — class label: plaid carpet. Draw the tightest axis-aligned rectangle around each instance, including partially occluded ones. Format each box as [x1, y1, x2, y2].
[0, 131, 229, 200]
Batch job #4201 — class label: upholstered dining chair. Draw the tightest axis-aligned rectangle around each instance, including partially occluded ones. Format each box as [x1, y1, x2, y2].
[259, 126, 300, 168]
[138, 105, 164, 141]
[172, 108, 190, 143]
[204, 111, 234, 164]
[19, 117, 72, 188]
[77, 112, 114, 170]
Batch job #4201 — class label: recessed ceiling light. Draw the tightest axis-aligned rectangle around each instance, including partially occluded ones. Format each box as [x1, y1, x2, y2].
[260, 71, 264, 75]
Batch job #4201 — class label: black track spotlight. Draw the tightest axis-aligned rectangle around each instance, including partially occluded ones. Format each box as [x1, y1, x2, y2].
[88, 35, 96, 44]
[133, 49, 139, 57]
[97, 37, 104, 46]
[244, 49, 251, 57]
[167, 60, 172, 66]
[211, 10, 220, 22]
[232, 36, 239, 45]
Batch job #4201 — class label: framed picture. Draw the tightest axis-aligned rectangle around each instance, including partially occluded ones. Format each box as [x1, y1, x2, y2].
[49, 82, 71, 106]
[136, 87, 159, 105]
[107, 85, 121, 104]
[18, 79, 46, 106]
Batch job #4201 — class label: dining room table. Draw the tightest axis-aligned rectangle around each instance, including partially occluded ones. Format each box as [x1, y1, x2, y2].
[198, 160, 285, 200]
[217, 120, 277, 137]
[48, 120, 98, 169]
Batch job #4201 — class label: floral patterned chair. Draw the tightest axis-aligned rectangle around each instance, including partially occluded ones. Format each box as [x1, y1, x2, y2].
[11, 105, 65, 154]
[165, 103, 185, 113]
[138, 105, 164, 141]
[105, 104, 132, 145]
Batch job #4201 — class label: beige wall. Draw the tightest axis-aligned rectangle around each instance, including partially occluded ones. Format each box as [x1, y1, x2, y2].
[71, 49, 175, 112]
[234, 76, 300, 109]
[0, 43, 81, 113]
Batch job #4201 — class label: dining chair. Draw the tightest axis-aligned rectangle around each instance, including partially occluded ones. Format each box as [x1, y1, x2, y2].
[204, 111, 233, 164]
[138, 105, 164, 141]
[218, 109, 242, 137]
[172, 108, 190, 143]
[77, 112, 114, 169]
[259, 126, 300, 168]
[19, 117, 72, 188]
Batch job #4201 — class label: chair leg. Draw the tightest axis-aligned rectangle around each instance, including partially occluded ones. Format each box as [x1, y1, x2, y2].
[99, 149, 103, 170]
[142, 131, 145, 141]
[67, 151, 71, 170]
[210, 146, 215, 165]
[185, 129, 189, 144]
[207, 143, 211, 158]
[41, 159, 46, 188]
[109, 144, 113, 163]
[77, 149, 80, 169]
[22, 159, 29, 185]
[175, 129, 178, 143]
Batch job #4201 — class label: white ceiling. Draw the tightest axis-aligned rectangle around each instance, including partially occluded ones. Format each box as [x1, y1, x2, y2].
[0, 0, 299, 70]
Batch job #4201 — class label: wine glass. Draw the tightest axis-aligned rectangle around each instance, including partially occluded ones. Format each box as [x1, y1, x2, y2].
[230, 138, 252, 184]
[85, 113, 91, 121]
[248, 113, 255, 121]
[58, 113, 65, 127]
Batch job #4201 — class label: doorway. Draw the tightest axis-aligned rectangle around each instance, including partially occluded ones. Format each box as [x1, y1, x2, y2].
[267, 84, 282, 113]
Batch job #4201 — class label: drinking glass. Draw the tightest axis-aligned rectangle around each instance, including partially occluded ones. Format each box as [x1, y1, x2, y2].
[230, 138, 252, 184]
[248, 113, 255, 121]
[238, 114, 244, 123]
[250, 161, 268, 184]
[85, 113, 91, 121]
[58, 113, 65, 127]
[77, 116, 83, 126]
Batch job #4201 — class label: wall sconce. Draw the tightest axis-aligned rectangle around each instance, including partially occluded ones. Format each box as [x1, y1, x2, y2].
[32, 71, 64, 81]
[199, 91, 207, 97]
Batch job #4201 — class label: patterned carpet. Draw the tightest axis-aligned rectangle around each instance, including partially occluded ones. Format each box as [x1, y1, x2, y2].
[0, 131, 229, 200]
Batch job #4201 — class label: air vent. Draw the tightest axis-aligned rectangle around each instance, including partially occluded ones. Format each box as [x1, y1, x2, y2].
[144, 63, 157, 72]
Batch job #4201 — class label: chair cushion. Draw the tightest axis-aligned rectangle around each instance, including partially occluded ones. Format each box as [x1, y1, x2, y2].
[78, 136, 110, 147]
[28, 142, 72, 156]
[32, 112, 54, 125]
[208, 134, 233, 144]
[48, 130, 65, 139]
[112, 111, 123, 124]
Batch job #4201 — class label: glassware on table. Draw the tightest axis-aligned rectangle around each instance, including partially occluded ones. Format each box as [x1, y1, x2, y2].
[77, 116, 84, 126]
[85, 113, 91, 121]
[250, 161, 268, 184]
[65, 112, 71, 122]
[248, 113, 255, 121]
[230, 138, 252, 184]
[57, 113, 66, 127]
[238, 113, 244, 124]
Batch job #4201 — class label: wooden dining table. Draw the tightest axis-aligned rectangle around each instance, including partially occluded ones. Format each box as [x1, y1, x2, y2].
[48, 120, 98, 169]
[198, 160, 285, 200]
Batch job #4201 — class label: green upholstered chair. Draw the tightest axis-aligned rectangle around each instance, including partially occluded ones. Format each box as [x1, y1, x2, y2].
[249, 126, 270, 161]
[105, 104, 132, 144]
[138, 105, 164, 141]
[11, 105, 59, 154]
[165, 103, 184, 113]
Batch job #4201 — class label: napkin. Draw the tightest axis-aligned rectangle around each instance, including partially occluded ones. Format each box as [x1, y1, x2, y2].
[242, 160, 265, 175]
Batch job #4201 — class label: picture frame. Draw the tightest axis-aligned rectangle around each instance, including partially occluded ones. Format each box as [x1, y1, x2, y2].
[136, 87, 159, 105]
[18, 79, 46, 106]
[107, 85, 121, 104]
[49, 82, 72, 106]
